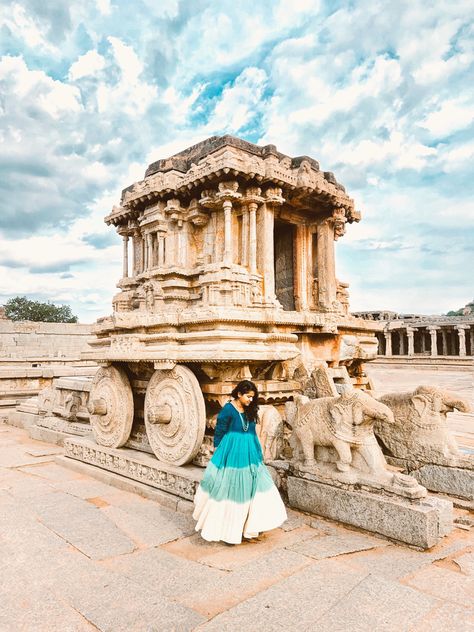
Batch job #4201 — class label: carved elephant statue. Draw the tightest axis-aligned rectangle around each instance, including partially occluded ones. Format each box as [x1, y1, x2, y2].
[376, 385, 471, 466]
[286, 388, 395, 476]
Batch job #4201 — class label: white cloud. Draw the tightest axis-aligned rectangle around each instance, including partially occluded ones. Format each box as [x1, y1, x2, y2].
[95, 37, 157, 115]
[420, 99, 474, 138]
[96, 0, 113, 16]
[0, 3, 59, 54]
[207, 67, 267, 133]
[69, 50, 106, 80]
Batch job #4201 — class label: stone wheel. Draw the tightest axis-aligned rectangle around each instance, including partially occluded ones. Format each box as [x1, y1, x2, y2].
[144, 365, 206, 465]
[88, 365, 134, 448]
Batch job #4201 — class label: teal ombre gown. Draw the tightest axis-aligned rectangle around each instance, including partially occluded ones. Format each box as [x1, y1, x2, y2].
[193, 402, 287, 544]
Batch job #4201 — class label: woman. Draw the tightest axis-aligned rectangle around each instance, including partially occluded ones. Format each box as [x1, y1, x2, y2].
[193, 380, 287, 544]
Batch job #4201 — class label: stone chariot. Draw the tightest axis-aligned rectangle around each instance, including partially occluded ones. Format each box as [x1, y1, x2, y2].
[83, 135, 379, 466]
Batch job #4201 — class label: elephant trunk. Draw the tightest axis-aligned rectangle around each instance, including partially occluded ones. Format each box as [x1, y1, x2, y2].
[444, 397, 471, 414]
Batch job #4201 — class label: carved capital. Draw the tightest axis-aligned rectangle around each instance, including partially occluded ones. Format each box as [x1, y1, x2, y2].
[242, 186, 264, 206]
[216, 180, 241, 201]
[264, 186, 284, 206]
[187, 198, 209, 226]
[199, 188, 218, 208]
[330, 206, 347, 240]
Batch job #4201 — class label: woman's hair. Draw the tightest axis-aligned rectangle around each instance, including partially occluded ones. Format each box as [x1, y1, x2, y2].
[231, 380, 259, 422]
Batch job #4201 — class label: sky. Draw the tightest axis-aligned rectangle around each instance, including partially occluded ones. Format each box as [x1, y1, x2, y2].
[0, 0, 473, 323]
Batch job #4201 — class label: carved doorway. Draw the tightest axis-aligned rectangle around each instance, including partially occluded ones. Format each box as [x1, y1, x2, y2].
[274, 221, 295, 311]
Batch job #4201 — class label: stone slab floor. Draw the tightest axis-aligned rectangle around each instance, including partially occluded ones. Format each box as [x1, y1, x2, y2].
[1, 423, 473, 632]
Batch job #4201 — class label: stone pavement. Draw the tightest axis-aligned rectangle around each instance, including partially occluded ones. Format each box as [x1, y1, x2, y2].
[1, 424, 473, 632]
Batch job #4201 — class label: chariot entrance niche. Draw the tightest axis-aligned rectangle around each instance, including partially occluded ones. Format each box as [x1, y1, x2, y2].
[274, 221, 295, 311]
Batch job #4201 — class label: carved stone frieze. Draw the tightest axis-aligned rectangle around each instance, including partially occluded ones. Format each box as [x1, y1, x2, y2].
[64, 438, 201, 500]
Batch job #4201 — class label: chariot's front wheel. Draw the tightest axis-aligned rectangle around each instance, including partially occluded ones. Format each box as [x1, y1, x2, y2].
[144, 365, 206, 465]
[88, 365, 134, 448]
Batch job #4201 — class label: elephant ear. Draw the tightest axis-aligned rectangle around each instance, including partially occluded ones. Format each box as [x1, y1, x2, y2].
[330, 401, 363, 427]
[412, 394, 429, 419]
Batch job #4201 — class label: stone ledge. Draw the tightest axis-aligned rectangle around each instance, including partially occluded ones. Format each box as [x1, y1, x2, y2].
[387, 457, 474, 505]
[63, 437, 203, 501]
[287, 476, 452, 549]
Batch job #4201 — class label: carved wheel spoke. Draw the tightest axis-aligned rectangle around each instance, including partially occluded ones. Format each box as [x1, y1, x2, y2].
[144, 366, 206, 465]
[88, 365, 134, 448]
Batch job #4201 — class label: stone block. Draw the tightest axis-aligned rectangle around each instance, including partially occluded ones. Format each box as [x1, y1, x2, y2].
[412, 464, 474, 502]
[198, 557, 369, 631]
[320, 571, 438, 631]
[23, 490, 136, 560]
[287, 475, 452, 549]
[416, 602, 474, 632]
[404, 563, 474, 608]
[287, 532, 388, 560]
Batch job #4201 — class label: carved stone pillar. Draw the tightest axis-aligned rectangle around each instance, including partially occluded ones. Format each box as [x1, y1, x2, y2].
[146, 233, 153, 269]
[441, 328, 448, 356]
[456, 325, 468, 357]
[470, 328, 474, 357]
[384, 331, 392, 356]
[316, 218, 337, 309]
[222, 200, 232, 267]
[407, 327, 415, 356]
[257, 201, 276, 302]
[158, 231, 165, 267]
[177, 222, 187, 268]
[132, 231, 142, 276]
[399, 330, 406, 355]
[421, 330, 426, 353]
[122, 234, 129, 278]
[241, 205, 249, 267]
[249, 203, 258, 275]
[428, 326, 439, 357]
[215, 181, 241, 268]
[294, 224, 310, 310]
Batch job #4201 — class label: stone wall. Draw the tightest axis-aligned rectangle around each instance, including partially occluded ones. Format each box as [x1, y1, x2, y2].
[0, 320, 96, 423]
[0, 320, 93, 364]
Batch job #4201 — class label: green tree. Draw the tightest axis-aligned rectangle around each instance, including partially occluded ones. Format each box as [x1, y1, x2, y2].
[4, 296, 78, 323]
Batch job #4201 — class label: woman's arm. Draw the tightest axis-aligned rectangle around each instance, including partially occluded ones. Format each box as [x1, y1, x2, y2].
[214, 405, 232, 447]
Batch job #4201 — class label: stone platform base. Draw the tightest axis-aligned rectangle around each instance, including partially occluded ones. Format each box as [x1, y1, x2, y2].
[387, 457, 474, 508]
[64, 437, 202, 502]
[287, 476, 452, 549]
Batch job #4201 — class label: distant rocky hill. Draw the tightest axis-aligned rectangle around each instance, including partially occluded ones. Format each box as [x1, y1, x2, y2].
[446, 300, 474, 317]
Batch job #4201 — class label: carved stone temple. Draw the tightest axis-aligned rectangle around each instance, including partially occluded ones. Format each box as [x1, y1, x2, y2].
[15, 135, 462, 548]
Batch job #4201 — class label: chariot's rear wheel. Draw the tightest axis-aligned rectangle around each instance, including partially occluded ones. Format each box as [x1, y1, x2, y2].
[88, 365, 133, 448]
[144, 365, 206, 465]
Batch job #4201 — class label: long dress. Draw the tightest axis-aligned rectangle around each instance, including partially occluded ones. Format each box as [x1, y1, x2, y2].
[193, 401, 287, 544]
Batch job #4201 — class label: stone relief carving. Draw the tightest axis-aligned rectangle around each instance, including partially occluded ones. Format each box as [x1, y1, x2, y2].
[65, 440, 198, 500]
[376, 386, 472, 468]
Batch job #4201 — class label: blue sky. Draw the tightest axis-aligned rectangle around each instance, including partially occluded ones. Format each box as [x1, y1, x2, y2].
[0, 0, 473, 322]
